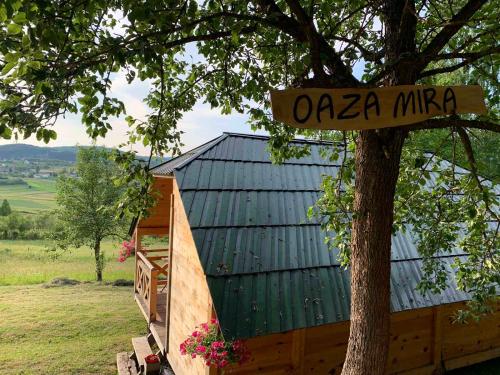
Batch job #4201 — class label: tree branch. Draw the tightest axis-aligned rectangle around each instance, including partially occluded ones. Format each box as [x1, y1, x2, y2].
[253, 0, 360, 87]
[417, 0, 488, 73]
[406, 118, 500, 133]
[456, 126, 499, 221]
[332, 35, 384, 63]
[430, 45, 500, 61]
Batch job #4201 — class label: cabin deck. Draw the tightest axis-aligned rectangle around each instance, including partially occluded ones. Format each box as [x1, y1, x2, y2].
[135, 289, 168, 353]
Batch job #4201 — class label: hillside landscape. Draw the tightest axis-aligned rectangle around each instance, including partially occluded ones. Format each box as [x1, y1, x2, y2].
[0, 144, 168, 214]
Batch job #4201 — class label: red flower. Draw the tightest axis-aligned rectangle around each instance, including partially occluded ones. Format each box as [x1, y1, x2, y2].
[196, 345, 207, 353]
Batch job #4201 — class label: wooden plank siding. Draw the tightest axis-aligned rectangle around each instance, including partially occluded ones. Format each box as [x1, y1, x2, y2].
[138, 176, 174, 229]
[166, 178, 214, 375]
[218, 302, 500, 375]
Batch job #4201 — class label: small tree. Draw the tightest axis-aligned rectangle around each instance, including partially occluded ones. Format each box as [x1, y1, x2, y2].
[0, 199, 11, 216]
[53, 146, 127, 281]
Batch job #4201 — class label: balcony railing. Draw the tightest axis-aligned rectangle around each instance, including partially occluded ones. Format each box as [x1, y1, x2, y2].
[134, 250, 169, 323]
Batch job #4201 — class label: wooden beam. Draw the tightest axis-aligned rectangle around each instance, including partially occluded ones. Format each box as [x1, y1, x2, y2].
[432, 306, 444, 373]
[136, 227, 169, 237]
[132, 337, 161, 374]
[165, 193, 175, 354]
[444, 347, 500, 371]
[116, 352, 138, 375]
[291, 329, 306, 374]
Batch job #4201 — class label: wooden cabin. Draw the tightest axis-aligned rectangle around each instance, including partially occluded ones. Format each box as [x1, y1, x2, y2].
[128, 132, 500, 375]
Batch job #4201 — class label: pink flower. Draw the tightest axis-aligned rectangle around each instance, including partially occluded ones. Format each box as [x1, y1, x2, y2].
[219, 360, 229, 368]
[196, 345, 206, 353]
[211, 341, 224, 350]
[191, 330, 200, 337]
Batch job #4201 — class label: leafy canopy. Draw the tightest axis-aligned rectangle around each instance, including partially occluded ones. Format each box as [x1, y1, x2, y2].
[0, 0, 498, 316]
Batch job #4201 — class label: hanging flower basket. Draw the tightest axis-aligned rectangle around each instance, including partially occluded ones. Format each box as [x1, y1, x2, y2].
[180, 319, 250, 368]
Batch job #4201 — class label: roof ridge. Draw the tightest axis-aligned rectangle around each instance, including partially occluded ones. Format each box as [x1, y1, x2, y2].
[223, 131, 337, 146]
[173, 133, 229, 172]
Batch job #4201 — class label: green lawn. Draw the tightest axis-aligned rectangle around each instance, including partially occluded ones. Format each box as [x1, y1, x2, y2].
[0, 239, 144, 374]
[0, 179, 57, 213]
[0, 284, 145, 374]
[0, 240, 134, 286]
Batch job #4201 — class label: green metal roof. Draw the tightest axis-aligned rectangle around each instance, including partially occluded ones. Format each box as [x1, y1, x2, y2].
[152, 133, 488, 339]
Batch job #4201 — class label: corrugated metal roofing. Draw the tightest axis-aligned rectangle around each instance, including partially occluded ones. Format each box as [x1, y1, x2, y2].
[167, 132, 495, 339]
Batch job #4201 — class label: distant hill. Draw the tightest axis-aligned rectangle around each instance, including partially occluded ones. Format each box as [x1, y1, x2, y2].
[0, 144, 78, 161]
[0, 144, 169, 165]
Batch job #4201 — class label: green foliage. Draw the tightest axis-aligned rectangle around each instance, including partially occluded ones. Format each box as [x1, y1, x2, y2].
[410, 125, 500, 183]
[0, 211, 56, 239]
[0, 1, 498, 315]
[0, 199, 11, 216]
[51, 146, 128, 280]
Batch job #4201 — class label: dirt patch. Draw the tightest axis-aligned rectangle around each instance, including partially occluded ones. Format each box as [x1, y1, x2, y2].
[111, 279, 134, 287]
[43, 277, 80, 288]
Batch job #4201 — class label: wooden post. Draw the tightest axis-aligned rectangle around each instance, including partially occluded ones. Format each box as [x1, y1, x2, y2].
[133, 228, 139, 294]
[291, 329, 306, 374]
[432, 306, 443, 374]
[149, 269, 158, 322]
[165, 193, 175, 353]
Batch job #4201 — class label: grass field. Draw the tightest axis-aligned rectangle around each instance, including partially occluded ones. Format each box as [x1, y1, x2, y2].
[0, 240, 134, 285]
[0, 239, 144, 374]
[0, 284, 145, 374]
[0, 179, 57, 213]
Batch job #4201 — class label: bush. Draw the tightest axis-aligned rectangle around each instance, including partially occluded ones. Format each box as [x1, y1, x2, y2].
[0, 212, 58, 240]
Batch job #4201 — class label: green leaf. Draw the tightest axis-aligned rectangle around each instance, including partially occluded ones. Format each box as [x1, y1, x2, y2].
[7, 23, 22, 35]
[0, 6, 7, 22]
[1, 62, 16, 76]
[21, 34, 30, 47]
[13, 11, 26, 24]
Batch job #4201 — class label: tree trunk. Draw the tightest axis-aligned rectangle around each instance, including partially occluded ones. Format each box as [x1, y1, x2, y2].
[94, 240, 103, 282]
[341, 129, 407, 375]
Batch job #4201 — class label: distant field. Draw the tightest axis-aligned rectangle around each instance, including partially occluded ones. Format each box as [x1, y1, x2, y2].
[0, 178, 57, 213]
[0, 240, 134, 285]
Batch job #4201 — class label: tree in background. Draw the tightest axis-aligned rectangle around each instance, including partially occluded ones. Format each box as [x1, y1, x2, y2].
[0, 1, 499, 373]
[0, 199, 11, 216]
[52, 147, 127, 281]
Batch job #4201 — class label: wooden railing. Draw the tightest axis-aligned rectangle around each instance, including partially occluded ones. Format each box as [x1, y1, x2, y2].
[135, 252, 159, 322]
[134, 250, 169, 323]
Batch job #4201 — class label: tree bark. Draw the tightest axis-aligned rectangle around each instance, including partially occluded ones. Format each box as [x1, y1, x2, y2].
[94, 240, 103, 282]
[342, 0, 416, 372]
[341, 129, 407, 375]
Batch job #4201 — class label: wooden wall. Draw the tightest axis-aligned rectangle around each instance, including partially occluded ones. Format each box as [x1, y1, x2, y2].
[166, 179, 214, 375]
[221, 301, 500, 375]
[137, 176, 174, 230]
[159, 176, 499, 375]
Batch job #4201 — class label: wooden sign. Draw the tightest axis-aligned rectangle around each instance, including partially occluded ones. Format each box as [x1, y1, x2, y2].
[270, 85, 487, 130]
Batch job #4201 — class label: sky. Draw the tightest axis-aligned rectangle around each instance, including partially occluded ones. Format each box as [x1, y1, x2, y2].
[1, 57, 364, 157]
